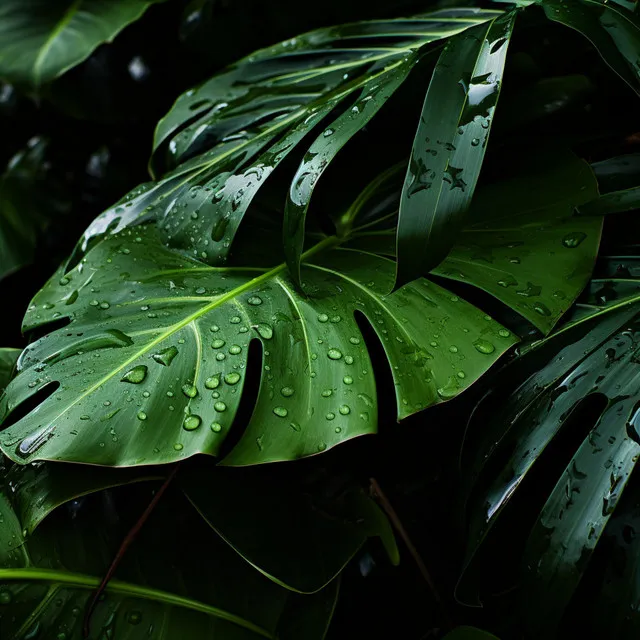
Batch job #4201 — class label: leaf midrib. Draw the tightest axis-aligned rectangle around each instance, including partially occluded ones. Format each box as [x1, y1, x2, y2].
[33, 0, 83, 85]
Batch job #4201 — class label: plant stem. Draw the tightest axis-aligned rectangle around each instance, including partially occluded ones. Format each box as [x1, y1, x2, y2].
[369, 477, 453, 630]
[83, 464, 180, 638]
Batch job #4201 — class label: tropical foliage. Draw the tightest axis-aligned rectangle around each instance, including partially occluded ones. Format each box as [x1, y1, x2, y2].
[0, 0, 639, 638]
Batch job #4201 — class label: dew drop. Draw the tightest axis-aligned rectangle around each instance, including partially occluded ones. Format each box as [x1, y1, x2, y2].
[205, 375, 220, 389]
[183, 415, 201, 431]
[214, 401, 227, 412]
[339, 404, 351, 415]
[212, 339, 225, 349]
[473, 339, 495, 354]
[173, 443, 184, 451]
[255, 323, 273, 339]
[326, 412, 335, 420]
[210, 422, 222, 432]
[343, 375, 353, 385]
[229, 344, 242, 355]
[121, 365, 148, 384]
[562, 232, 587, 248]
[247, 295, 263, 306]
[280, 386, 295, 397]
[273, 406, 288, 417]
[225, 372, 241, 385]
[328, 348, 342, 360]
[152, 346, 178, 366]
[137, 411, 147, 421]
[182, 383, 198, 398]
[318, 313, 329, 323]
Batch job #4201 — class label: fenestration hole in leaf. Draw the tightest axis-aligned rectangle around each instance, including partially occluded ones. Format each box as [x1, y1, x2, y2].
[353, 309, 397, 428]
[217, 337, 263, 460]
[25, 315, 72, 342]
[1, 380, 60, 430]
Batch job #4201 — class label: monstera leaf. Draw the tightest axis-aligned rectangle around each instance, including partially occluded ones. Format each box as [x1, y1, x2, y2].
[0, 484, 338, 639]
[0, 0, 166, 86]
[460, 294, 640, 635]
[0, 220, 518, 467]
[77, 8, 509, 279]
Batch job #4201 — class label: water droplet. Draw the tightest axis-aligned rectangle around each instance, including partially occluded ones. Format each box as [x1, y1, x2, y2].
[0, 589, 12, 605]
[358, 393, 374, 407]
[318, 442, 327, 451]
[339, 404, 350, 415]
[206, 375, 221, 389]
[349, 336, 361, 345]
[212, 339, 225, 349]
[273, 406, 288, 417]
[326, 412, 335, 420]
[328, 348, 342, 360]
[318, 313, 329, 323]
[323, 128, 334, 137]
[225, 372, 241, 385]
[152, 346, 178, 366]
[280, 386, 294, 397]
[254, 323, 273, 339]
[534, 303, 551, 317]
[173, 443, 184, 451]
[562, 232, 587, 248]
[471, 138, 480, 146]
[165, 377, 188, 401]
[335, 426, 342, 433]
[449, 345, 458, 353]
[343, 375, 353, 385]
[322, 389, 333, 397]
[210, 325, 220, 333]
[230, 316, 241, 324]
[214, 401, 227, 412]
[498, 329, 510, 338]
[457, 371, 466, 379]
[247, 295, 262, 306]
[137, 411, 147, 421]
[127, 611, 142, 625]
[99, 301, 110, 309]
[183, 415, 201, 431]
[229, 344, 242, 355]
[437, 376, 460, 399]
[121, 365, 148, 384]
[473, 339, 495, 354]
[290, 421, 301, 431]
[211, 422, 222, 432]
[345, 355, 354, 364]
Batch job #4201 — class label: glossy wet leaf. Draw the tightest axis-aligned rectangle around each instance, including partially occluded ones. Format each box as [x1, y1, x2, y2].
[396, 12, 515, 286]
[0, 223, 516, 468]
[433, 148, 602, 333]
[182, 464, 397, 592]
[78, 8, 503, 267]
[0, 486, 337, 639]
[0, 0, 165, 87]
[542, 0, 640, 96]
[7, 462, 162, 534]
[0, 349, 19, 390]
[347, 149, 602, 334]
[461, 302, 640, 634]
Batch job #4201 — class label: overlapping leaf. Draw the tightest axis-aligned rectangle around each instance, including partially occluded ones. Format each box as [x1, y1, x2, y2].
[77, 8, 504, 268]
[460, 298, 640, 634]
[0, 485, 337, 639]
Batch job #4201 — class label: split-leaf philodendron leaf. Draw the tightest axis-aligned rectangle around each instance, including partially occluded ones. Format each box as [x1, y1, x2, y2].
[0, 222, 517, 467]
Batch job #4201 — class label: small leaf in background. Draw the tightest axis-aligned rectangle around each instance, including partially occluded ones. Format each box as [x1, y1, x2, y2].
[396, 13, 515, 287]
[0, 0, 166, 87]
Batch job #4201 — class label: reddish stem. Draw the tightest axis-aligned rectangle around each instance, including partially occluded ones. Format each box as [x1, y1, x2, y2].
[83, 464, 180, 637]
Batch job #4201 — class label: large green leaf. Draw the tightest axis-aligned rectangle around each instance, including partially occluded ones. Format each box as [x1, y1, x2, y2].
[395, 12, 515, 286]
[0, 485, 338, 639]
[542, 0, 640, 96]
[461, 300, 640, 633]
[0, 0, 165, 87]
[0, 222, 517, 467]
[77, 8, 503, 268]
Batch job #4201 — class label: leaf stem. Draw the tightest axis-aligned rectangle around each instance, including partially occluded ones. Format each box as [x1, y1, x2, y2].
[369, 477, 453, 630]
[83, 464, 180, 638]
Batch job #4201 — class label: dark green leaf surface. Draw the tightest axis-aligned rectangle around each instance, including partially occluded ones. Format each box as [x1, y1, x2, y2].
[542, 0, 640, 96]
[396, 12, 515, 286]
[0, 0, 165, 87]
[443, 628, 500, 640]
[580, 153, 640, 216]
[78, 9, 503, 268]
[182, 465, 396, 592]
[0, 224, 516, 467]
[434, 149, 602, 333]
[462, 302, 640, 633]
[0, 487, 337, 639]
[348, 150, 602, 334]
